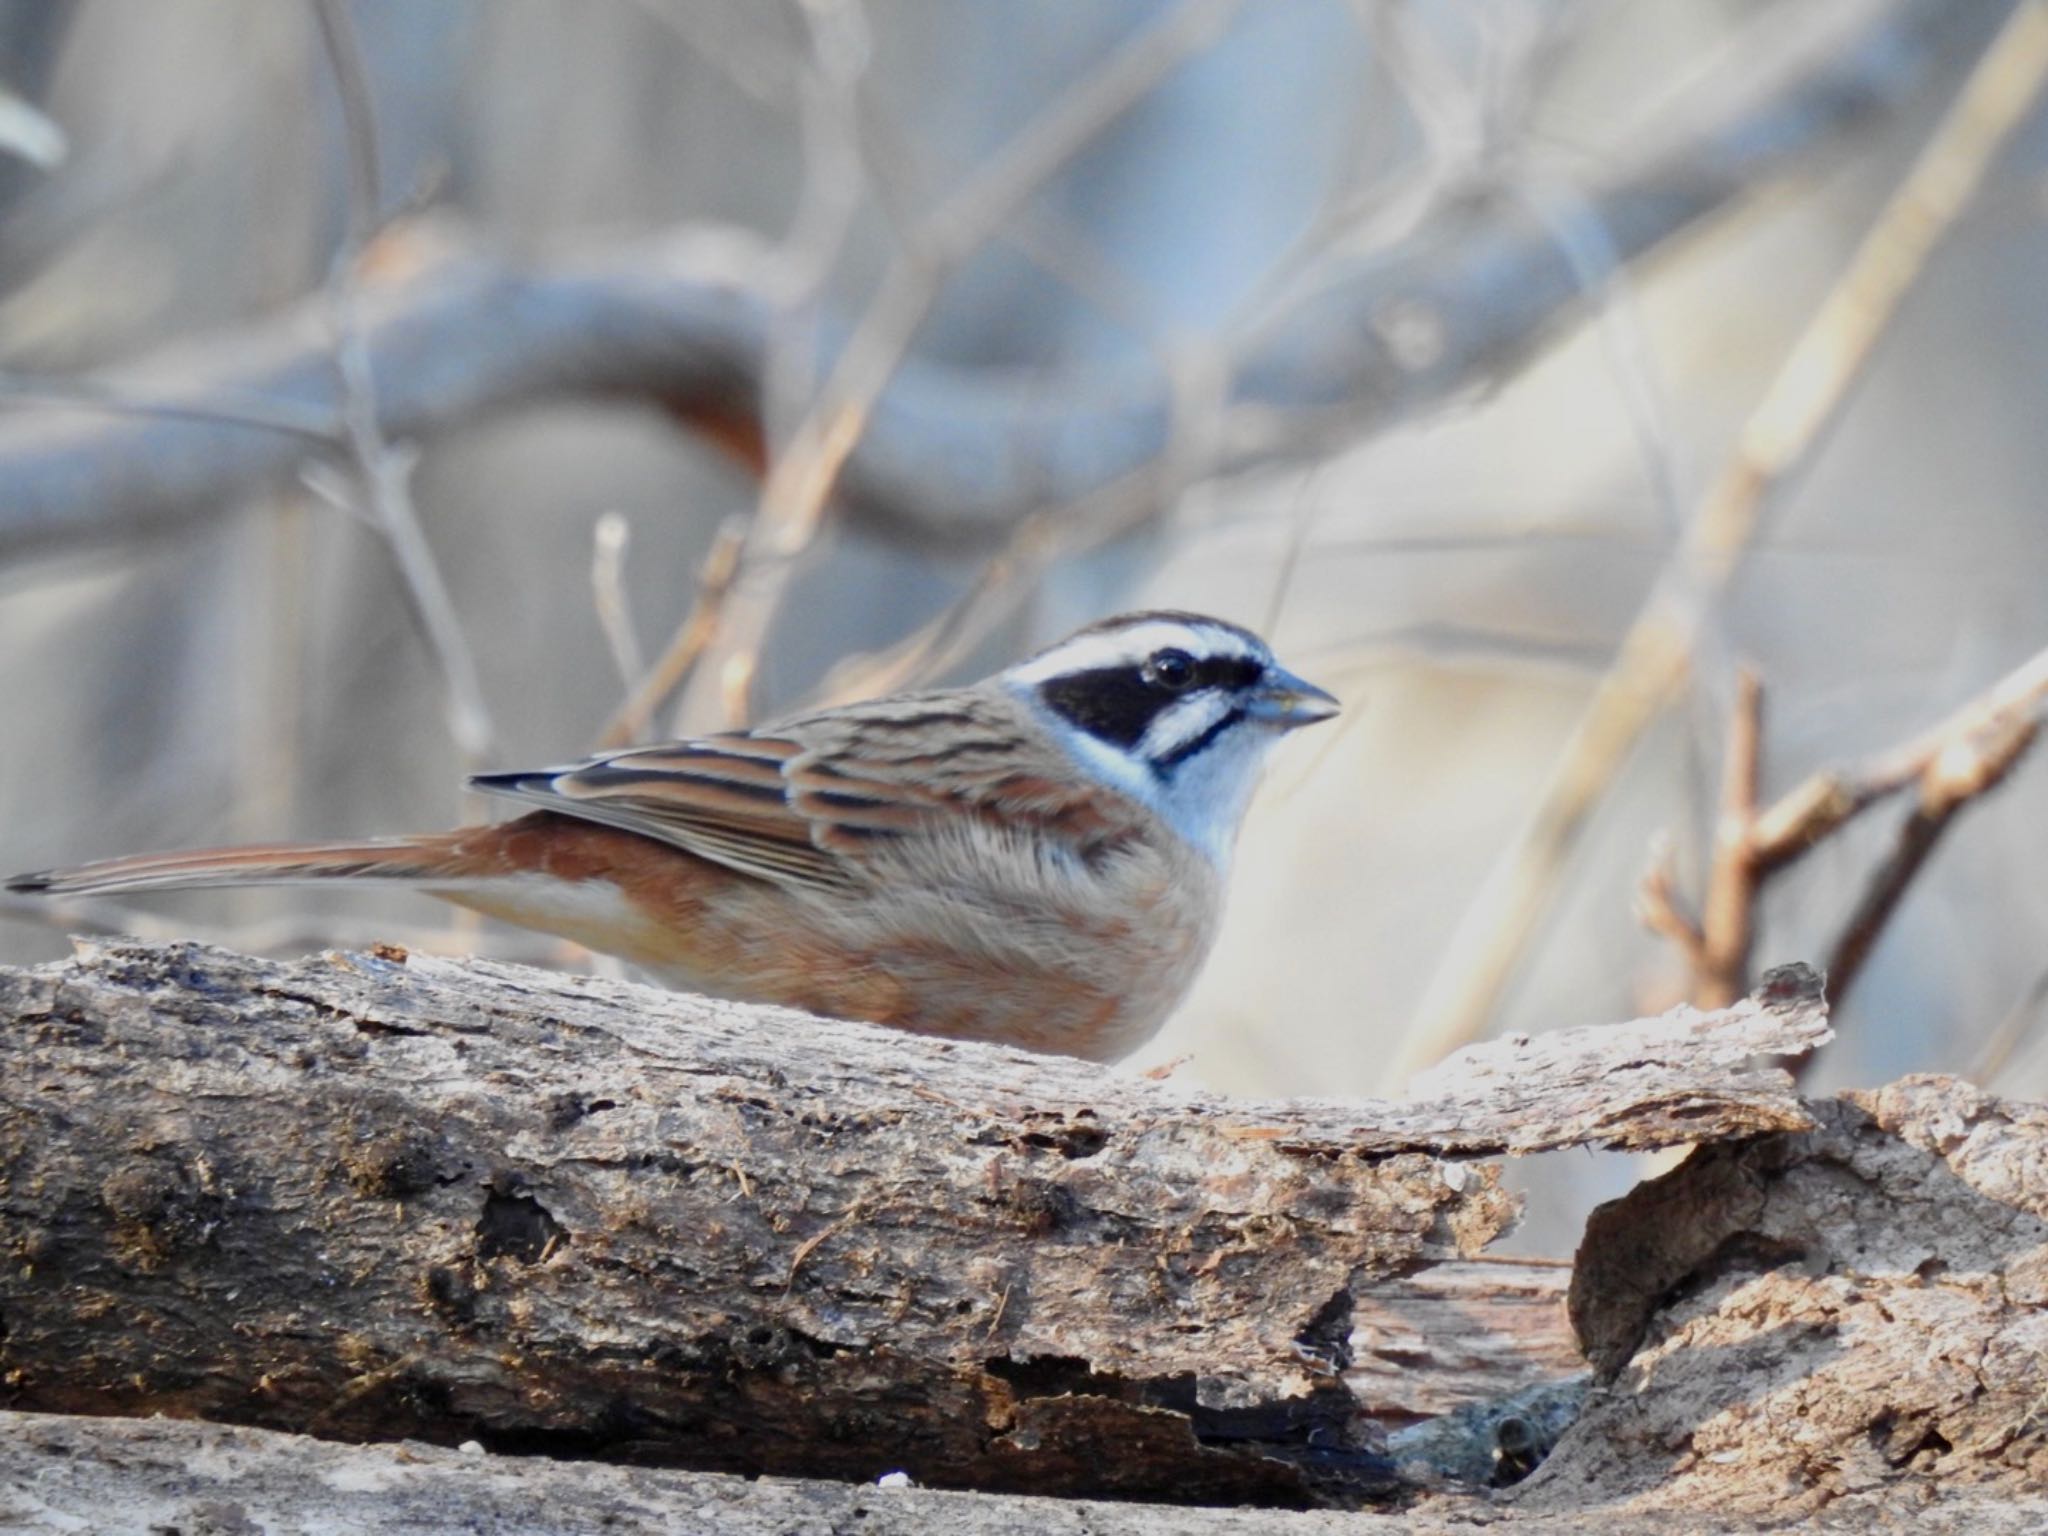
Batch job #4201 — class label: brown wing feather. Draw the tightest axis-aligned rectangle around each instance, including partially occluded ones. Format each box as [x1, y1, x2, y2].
[468, 688, 1141, 895]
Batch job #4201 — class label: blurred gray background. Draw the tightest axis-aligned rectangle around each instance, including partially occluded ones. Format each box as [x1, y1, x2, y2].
[2, 0, 2046, 1248]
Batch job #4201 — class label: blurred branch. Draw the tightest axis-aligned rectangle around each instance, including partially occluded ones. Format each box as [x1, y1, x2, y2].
[588, 511, 646, 692]
[687, 0, 1241, 727]
[1396, 0, 2048, 1080]
[0, 374, 343, 440]
[1972, 959, 2048, 1084]
[1822, 705, 2038, 1008]
[0, 0, 1994, 566]
[309, 0, 499, 765]
[1748, 642, 2048, 865]
[1638, 668, 1765, 1009]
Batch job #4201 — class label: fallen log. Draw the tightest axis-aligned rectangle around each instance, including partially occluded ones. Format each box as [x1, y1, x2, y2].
[0, 940, 1824, 1505]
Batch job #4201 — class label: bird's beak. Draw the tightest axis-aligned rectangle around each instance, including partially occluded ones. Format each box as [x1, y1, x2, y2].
[1247, 666, 1341, 729]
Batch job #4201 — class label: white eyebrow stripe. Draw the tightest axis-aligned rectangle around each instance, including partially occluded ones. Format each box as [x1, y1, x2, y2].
[1002, 621, 1262, 686]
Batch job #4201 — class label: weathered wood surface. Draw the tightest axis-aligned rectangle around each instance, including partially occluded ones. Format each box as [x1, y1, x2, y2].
[4, 1409, 2045, 1536]
[0, 941, 1825, 1504]
[1542, 1076, 2048, 1518]
[1346, 1259, 1578, 1420]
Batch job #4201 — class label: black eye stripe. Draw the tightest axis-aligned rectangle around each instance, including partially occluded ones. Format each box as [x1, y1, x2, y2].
[1189, 656, 1263, 692]
[1037, 655, 1266, 750]
[1038, 667, 1166, 748]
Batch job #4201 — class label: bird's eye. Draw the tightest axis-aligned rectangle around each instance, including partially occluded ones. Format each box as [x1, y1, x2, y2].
[1144, 648, 1197, 692]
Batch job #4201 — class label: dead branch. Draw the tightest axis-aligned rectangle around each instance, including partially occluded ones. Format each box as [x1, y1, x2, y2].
[0, 941, 1823, 1506]
[0, 0, 1988, 565]
[1748, 640, 2048, 867]
[1397, 0, 2048, 1078]
[1821, 703, 2040, 1007]
[306, 1, 500, 765]
[1639, 642, 2048, 1034]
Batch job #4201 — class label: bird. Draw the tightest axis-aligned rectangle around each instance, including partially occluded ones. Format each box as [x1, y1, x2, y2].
[6, 610, 1337, 1061]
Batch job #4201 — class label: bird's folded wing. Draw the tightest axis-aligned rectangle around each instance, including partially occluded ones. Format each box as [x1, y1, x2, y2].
[469, 734, 935, 893]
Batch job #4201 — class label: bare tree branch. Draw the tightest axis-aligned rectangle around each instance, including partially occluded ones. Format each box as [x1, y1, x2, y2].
[308, 0, 500, 764]
[0, 0, 1991, 565]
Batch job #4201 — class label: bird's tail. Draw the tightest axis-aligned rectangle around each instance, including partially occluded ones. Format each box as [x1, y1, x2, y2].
[4, 836, 468, 899]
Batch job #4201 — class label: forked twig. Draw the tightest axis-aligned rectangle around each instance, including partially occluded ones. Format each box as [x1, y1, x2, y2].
[1819, 693, 2041, 1012]
[1748, 644, 2048, 867]
[1641, 642, 2048, 1050]
[1396, 1, 2048, 1078]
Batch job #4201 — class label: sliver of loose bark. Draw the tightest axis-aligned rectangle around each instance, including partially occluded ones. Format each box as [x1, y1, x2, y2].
[0, 942, 1823, 1505]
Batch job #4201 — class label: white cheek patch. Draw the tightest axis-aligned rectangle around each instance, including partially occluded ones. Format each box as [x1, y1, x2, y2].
[1139, 692, 1231, 764]
[1040, 712, 1166, 812]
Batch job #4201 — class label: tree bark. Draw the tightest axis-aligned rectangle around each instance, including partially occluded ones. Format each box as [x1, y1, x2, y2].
[0, 940, 1823, 1507]
[1548, 1076, 2048, 1518]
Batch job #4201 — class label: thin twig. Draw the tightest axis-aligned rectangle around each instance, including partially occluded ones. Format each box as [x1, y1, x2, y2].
[1695, 668, 1764, 1007]
[1823, 706, 2041, 1015]
[589, 512, 646, 693]
[1970, 962, 2048, 1086]
[812, 460, 1172, 707]
[1636, 835, 1706, 975]
[1640, 643, 2048, 1056]
[1751, 643, 2048, 867]
[0, 375, 342, 442]
[599, 516, 746, 749]
[681, 0, 1242, 729]
[309, 0, 383, 247]
[308, 0, 499, 766]
[1395, 1, 2048, 1079]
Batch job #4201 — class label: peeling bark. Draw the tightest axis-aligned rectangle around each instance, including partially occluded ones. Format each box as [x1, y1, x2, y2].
[1549, 1076, 2048, 1518]
[0, 941, 1824, 1505]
